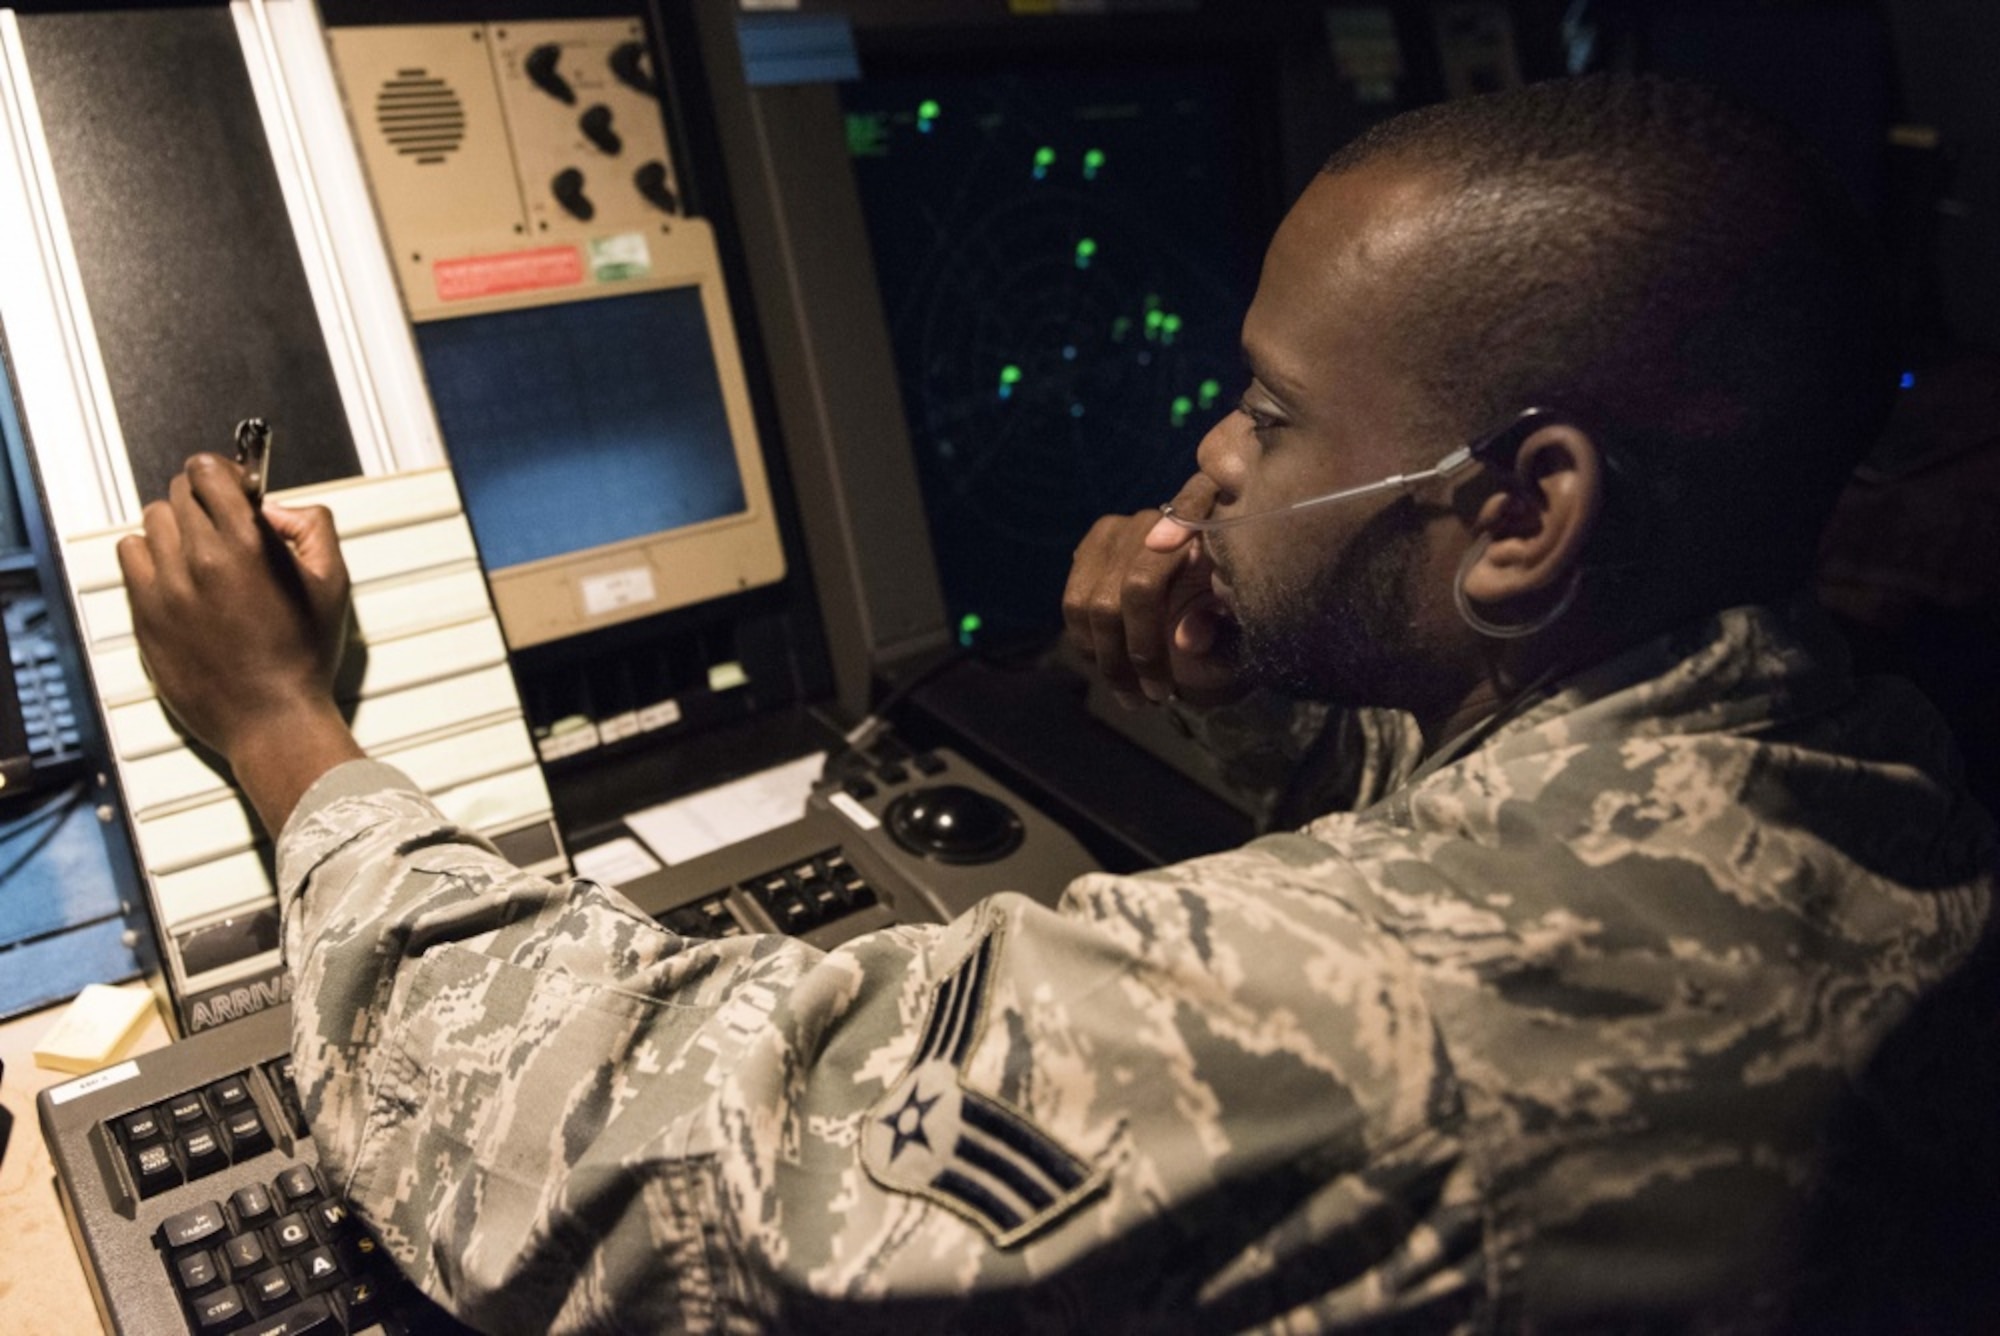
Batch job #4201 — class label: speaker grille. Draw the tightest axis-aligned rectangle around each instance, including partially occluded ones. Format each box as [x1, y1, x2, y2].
[376, 69, 464, 165]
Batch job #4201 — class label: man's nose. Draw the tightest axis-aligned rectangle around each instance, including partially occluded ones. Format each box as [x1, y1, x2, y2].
[1194, 413, 1247, 504]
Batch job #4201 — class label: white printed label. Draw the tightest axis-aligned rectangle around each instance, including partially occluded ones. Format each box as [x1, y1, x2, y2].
[587, 232, 652, 281]
[599, 712, 640, 745]
[828, 791, 880, 831]
[638, 699, 683, 731]
[50, 1060, 141, 1105]
[580, 567, 657, 616]
[537, 724, 601, 762]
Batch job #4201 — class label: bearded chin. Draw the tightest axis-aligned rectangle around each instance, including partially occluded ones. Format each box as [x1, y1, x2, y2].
[1228, 519, 1430, 709]
[1235, 602, 1410, 706]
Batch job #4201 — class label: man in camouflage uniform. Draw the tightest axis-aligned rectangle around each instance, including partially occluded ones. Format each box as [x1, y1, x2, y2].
[121, 76, 1997, 1332]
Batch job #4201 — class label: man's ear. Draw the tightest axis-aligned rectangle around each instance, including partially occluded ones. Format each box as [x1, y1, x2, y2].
[1458, 422, 1602, 605]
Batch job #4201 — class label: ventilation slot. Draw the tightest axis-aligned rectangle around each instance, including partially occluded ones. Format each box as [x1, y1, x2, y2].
[376, 69, 465, 165]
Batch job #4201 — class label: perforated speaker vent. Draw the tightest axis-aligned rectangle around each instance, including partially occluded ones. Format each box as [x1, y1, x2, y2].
[375, 69, 464, 165]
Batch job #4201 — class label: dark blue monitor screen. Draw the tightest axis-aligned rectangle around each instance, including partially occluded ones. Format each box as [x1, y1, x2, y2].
[841, 62, 1276, 643]
[414, 286, 746, 572]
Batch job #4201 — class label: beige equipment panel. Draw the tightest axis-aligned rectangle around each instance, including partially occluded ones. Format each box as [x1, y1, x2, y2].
[332, 18, 684, 313]
[326, 19, 786, 649]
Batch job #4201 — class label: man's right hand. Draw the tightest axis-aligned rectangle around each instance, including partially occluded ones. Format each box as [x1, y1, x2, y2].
[117, 453, 363, 833]
[1062, 474, 1243, 709]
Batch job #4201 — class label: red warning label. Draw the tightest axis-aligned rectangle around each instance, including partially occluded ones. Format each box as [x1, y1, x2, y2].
[433, 247, 585, 302]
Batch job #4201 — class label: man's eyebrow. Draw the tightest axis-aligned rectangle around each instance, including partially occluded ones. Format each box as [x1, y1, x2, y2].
[1241, 347, 1308, 404]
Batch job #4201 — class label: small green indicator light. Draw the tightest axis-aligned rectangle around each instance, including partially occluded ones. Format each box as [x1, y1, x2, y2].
[1033, 146, 1056, 180]
[1074, 238, 1097, 269]
[998, 364, 1022, 400]
[917, 98, 941, 128]
[1198, 378, 1222, 410]
[1170, 395, 1194, 428]
[845, 114, 890, 158]
[1111, 316, 1133, 343]
[1145, 309, 1165, 340]
[957, 612, 984, 647]
[1083, 148, 1106, 180]
[1160, 313, 1182, 346]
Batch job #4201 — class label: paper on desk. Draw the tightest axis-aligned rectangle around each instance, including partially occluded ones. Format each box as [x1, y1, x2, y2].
[624, 751, 827, 866]
[571, 837, 664, 888]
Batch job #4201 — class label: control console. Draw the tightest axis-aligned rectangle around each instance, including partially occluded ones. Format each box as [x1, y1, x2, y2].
[608, 744, 1101, 948]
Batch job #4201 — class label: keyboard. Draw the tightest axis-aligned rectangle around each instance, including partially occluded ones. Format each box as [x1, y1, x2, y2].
[35, 847, 889, 1335]
[40, 744, 1101, 1332]
[38, 1004, 475, 1335]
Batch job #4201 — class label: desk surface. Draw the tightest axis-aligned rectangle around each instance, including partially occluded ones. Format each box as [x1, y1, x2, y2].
[0, 988, 169, 1335]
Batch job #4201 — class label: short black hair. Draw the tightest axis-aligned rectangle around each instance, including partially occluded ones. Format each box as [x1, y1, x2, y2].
[1325, 74, 1895, 600]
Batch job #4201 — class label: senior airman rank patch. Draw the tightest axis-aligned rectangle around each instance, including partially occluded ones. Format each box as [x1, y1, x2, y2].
[862, 927, 1104, 1246]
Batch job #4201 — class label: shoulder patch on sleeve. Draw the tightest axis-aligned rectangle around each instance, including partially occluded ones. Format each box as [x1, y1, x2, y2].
[862, 925, 1105, 1247]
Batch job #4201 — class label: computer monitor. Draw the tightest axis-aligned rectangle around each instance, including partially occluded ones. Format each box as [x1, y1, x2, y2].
[839, 54, 1288, 645]
[410, 226, 787, 650]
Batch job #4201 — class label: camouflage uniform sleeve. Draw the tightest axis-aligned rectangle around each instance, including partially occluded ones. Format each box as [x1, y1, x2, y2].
[276, 760, 1482, 1334]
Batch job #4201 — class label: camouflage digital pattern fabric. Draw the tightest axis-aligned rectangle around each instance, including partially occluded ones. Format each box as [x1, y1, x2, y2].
[276, 599, 1996, 1333]
[1163, 693, 1424, 832]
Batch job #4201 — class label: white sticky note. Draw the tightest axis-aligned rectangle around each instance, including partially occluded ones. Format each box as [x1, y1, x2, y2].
[625, 751, 826, 866]
[34, 983, 157, 1074]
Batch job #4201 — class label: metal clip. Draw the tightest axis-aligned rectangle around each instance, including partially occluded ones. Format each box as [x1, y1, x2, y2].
[233, 418, 272, 503]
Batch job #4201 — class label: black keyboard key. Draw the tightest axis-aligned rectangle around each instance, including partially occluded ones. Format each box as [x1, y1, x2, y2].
[829, 865, 873, 906]
[243, 1295, 336, 1336]
[161, 1202, 229, 1252]
[183, 1126, 229, 1178]
[264, 1056, 310, 1138]
[175, 1248, 221, 1293]
[272, 1211, 315, 1256]
[913, 751, 947, 775]
[208, 1074, 253, 1111]
[222, 1232, 267, 1276]
[310, 1198, 350, 1238]
[335, 1275, 382, 1330]
[299, 1244, 344, 1294]
[842, 776, 877, 800]
[244, 1265, 296, 1312]
[274, 1164, 322, 1207]
[342, 1229, 383, 1272]
[120, 1107, 165, 1144]
[231, 1181, 276, 1227]
[688, 897, 744, 936]
[803, 877, 843, 921]
[131, 1142, 183, 1198]
[190, 1284, 251, 1332]
[772, 888, 814, 933]
[167, 1092, 210, 1128]
[875, 761, 909, 785]
[224, 1108, 273, 1160]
